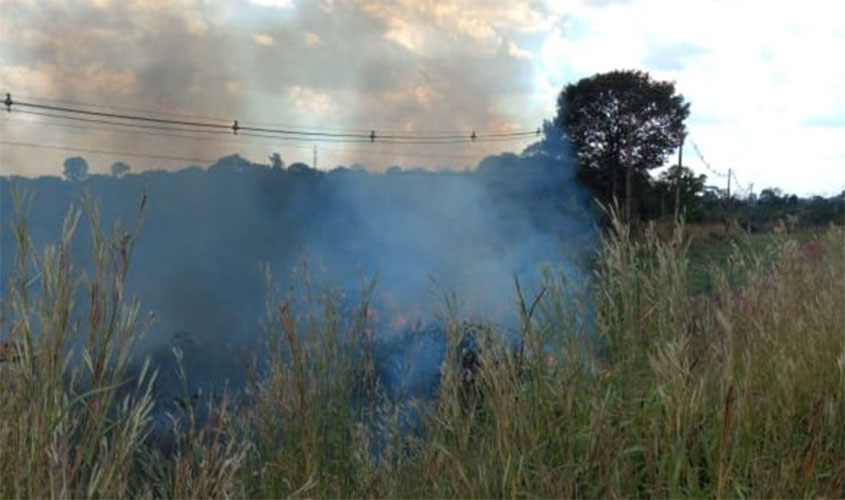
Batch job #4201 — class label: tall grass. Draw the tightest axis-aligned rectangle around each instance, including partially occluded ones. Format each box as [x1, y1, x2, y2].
[1, 199, 842, 498]
[0, 192, 155, 498]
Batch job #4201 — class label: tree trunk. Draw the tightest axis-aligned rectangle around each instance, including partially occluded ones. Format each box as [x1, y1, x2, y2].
[674, 165, 681, 222]
[674, 139, 684, 222]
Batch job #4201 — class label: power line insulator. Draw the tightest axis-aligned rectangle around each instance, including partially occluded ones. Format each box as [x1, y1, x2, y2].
[4, 93, 11, 112]
[370, 130, 376, 143]
[470, 130, 477, 142]
[232, 120, 239, 135]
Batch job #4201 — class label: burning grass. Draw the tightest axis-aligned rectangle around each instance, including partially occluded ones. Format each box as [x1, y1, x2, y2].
[1, 199, 843, 498]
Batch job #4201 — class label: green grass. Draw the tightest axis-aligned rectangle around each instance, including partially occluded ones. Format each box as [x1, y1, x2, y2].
[687, 228, 772, 293]
[2, 200, 843, 498]
[685, 222, 831, 294]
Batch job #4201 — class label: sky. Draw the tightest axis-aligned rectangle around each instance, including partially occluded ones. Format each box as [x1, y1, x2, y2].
[0, 0, 842, 195]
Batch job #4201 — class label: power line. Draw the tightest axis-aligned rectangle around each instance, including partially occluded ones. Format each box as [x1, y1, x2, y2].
[1, 113, 322, 153]
[12, 93, 237, 124]
[688, 136, 728, 179]
[0, 122, 495, 164]
[12, 100, 536, 143]
[12, 93, 518, 135]
[11, 109, 231, 137]
[4, 93, 540, 143]
[730, 170, 753, 196]
[5, 109, 375, 144]
[0, 113, 523, 162]
[686, 133, 758, 201]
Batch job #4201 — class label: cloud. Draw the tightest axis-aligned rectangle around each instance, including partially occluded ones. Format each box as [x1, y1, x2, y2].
[247, 0, 293, 8]
[529, 0, 845, 194]
[643, 42, 706, 71]
[0, 0, 842, 193]
[0, 64, 59, 98]
[804, 116, 845, 128]
[508, 40, 532, 59]
[252, 33, 275, 47]
[304, 31, 321, 47]
[584, 0, 631, 7]
[286, 85, 335, 116]
[0, 62, 137, 98]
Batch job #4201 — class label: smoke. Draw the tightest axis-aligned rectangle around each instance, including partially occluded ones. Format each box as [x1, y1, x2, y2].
[0, 135, 596, 434]
[0, 0, 550, 175]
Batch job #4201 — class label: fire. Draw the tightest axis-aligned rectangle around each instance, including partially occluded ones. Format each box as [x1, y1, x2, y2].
[378, 291, 423, 333]
[390, 313, 409, 331]
[361, 291, 425, 335]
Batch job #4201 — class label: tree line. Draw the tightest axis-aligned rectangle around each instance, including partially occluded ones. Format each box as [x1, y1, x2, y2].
[45, 68, 844, 230]
[551, 69, 843, 229]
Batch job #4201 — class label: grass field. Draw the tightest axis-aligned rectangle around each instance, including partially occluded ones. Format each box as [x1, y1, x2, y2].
[1, 205, 843, 498]
[683, 221, 830, 294]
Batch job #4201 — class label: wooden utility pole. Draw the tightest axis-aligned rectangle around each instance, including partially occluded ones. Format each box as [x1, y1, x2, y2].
[747, 182, 754, 232]
[726, 169, 731, 203]
[674, 135, 685, 223]
[725, 168, 732, 232]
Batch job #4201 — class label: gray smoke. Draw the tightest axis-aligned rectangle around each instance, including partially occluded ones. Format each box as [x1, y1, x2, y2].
[0, 0, 547, 174]
[0, 134, 596, 430]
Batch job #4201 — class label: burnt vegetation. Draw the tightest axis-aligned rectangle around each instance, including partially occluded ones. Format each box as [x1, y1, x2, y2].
[1, 70, 843, 498]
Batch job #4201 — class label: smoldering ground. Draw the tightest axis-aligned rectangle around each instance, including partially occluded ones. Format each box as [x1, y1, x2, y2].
[0, 146, 597, 431]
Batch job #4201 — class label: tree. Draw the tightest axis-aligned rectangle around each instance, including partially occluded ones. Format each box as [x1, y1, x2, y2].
[556, 69, 689, 221]
[759, 187, 784, 205]
[268, 153, 284, 170]
[652, 166, 707, 220]
[63, 156, 89, 181]
[110, 161, 130, 178]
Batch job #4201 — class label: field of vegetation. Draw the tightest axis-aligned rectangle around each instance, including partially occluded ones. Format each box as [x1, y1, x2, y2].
[1, 203, 843, 498]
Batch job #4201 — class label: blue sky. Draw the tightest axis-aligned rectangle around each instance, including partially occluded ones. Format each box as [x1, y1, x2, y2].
[0, 0, 842, 195]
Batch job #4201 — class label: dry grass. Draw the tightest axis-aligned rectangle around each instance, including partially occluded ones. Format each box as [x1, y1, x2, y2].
[1, 196, 842, 498]
[0, 192, 155, 498]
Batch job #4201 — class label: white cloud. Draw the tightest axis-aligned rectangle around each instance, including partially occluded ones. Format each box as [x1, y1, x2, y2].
[529, 0, 845, 194]
[508, 40, 532, 59]
[304, 31, 321, 47]
[286, 85, 334, 116]
[247, 0, 293, 8]
[2, 0, 842, 193]
[252, 33, 275, 47]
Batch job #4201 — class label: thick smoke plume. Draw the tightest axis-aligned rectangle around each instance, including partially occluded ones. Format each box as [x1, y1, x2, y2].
[0, 142, 596, 416]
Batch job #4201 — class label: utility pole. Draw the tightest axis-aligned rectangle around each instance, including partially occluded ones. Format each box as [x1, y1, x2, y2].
[725, 168, 732, 233]
[747, 182, 754, 232]
[674, 134, 685, 223]
[726, 168, 731, 203]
